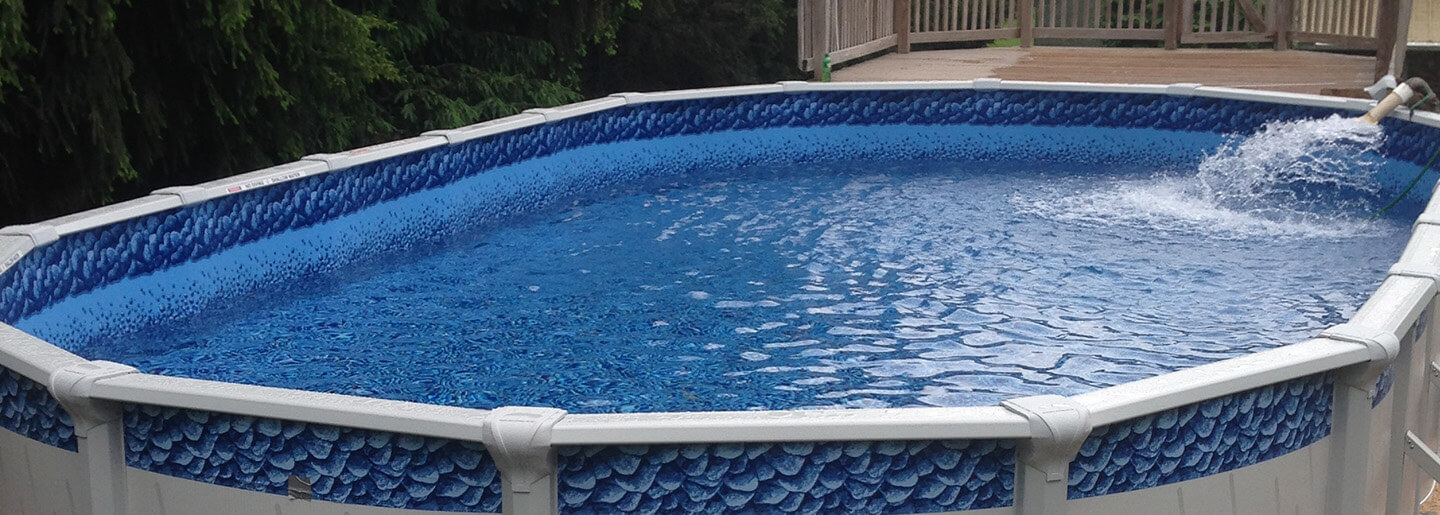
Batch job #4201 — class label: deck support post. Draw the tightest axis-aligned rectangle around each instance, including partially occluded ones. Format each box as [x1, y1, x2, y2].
[1273, 0, 1293, 50]
[50, 362, 138, 515]
[1394, 0, 1415, 78]
[808, 0, 829, 78]
[1163, 0, 1183, 50]
[895, 0, 911, 53]
[1003, 396, 1092, 515]
[1320, 324, 1401, 515]
[1019, 0, 1035, 47]
[1376, 0, 1402, 80]
[484, 407, 567, 515]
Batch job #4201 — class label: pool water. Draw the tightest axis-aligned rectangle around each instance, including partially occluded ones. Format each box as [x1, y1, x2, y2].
[68, 153, 1408, 413]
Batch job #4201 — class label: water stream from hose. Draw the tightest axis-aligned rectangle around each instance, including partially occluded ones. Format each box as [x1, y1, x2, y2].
[1024, 114, 1391, 239]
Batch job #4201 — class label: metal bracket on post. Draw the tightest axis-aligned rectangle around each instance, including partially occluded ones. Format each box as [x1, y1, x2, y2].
[1410, 213, 1440, 231]
[1002, 395, 1092, 515]
[1430, 361, 1440, 390]
[482, 407, 566, 515]
[151, 186, 210, 206]
[972, 78, 1003, 91]
[1165, 83, 1202, 97]
[49, 361, 137, 515]
[1389, 263, 1440, 287]
[1322, 323, 1401, 390]
[0, 223, 60, 248]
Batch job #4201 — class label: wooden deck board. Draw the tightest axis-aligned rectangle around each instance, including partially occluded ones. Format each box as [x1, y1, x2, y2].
[831, 47, 1376, 95]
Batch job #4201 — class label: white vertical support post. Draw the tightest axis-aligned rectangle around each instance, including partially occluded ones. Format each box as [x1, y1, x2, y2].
[1384, 269, 1440, 515]
[48, 361, 138, 515]
[1321, 324, 1401, 515]
[1384, 324, 1416, 515]
[1002, 395, 1093, 515]
[482, 407, 567, 515]
[1423, 301, 1440, 506]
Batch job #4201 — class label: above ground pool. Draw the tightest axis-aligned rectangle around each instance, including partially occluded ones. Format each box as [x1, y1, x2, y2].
[3, 82, 1440, 515]
[11, 117, 1417, 414]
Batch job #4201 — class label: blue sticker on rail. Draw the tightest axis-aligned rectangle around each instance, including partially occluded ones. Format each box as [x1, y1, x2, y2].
[3, 90, 1387, 328]
[556, 439, 1015, 514]
[124, 405, 502, 513]
[0, 365, 75, 451]
[1068, 372, 1333, 499]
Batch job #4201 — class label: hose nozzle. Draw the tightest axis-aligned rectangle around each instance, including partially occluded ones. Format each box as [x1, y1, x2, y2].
[1362, 78, 1434, 124]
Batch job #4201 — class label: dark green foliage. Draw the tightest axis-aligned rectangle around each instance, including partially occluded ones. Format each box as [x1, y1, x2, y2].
[582, 0, 803, 95]
[109, 1, 399, 201]
[0, 0, 136, 219]
[346, 0, 637, 133]
[3, 0, 733, 225]
[0, 0, 399, 223]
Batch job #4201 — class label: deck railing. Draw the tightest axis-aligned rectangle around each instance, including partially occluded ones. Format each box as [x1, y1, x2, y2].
[800, 0, 903, 72]
[1292, 0, 1380, 47]
[1032, 0, 1165, 40]
[910, 0, 1020, 43]
[800, 0, 1408, 78]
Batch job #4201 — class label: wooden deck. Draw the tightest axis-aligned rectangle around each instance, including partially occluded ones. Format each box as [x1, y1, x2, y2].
[832, 47, 1377, 95]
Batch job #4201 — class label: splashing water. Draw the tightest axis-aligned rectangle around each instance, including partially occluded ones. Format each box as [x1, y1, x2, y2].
[1195, 114, 1385, 214]
[1024, 115, 1391, 239]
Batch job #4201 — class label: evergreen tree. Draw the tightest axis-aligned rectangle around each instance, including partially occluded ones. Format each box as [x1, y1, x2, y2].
[0, 0, 792, 226]
[0, 0, 396, 223]
[582, 0, 801, 95]
[344, 0, 637, 134]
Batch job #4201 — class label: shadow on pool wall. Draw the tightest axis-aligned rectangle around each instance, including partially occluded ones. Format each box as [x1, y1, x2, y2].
[0, 82, 1438, 515]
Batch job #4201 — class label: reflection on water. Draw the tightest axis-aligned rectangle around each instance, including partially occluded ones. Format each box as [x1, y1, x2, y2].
[81, 151, 1407, 413]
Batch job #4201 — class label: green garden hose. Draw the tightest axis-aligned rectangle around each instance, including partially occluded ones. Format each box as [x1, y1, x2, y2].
[1369, 144, 1440, 221]
[1367, 94, 1438, 221]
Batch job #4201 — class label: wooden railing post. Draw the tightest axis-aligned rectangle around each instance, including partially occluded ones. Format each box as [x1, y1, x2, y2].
[808, 0, 829, 78]
[1163, 0, 1183, 50]
[1376, 0, 1400, 80]
[1273, 0, 1293, 50]
[1019, 0, 1035, 47]
[1394, 0, 1414, 77]
[895, 0, 911, 53]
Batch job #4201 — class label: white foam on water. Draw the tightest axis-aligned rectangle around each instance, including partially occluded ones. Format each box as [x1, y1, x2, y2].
[1021, 115, 1391, 239]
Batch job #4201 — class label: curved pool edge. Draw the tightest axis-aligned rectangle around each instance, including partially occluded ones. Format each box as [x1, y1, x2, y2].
[0, 80, 1436, 514]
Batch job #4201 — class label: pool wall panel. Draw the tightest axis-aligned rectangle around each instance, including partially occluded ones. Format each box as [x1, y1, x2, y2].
[0, 425, 84, 514]
[1067, 373, 1333, 499]
[554, 440, 1016, 513]
[128, 466, 494, 515]
[0, 364, 77, 451]
[1065, 436, 1329, 515]
[123, 404, 504, 513]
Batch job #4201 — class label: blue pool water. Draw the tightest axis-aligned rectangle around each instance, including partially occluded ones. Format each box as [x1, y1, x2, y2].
[57, 119, 1412, 412]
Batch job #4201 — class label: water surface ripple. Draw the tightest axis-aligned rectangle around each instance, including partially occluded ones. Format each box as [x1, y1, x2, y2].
[81, 155, 1407, 412]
